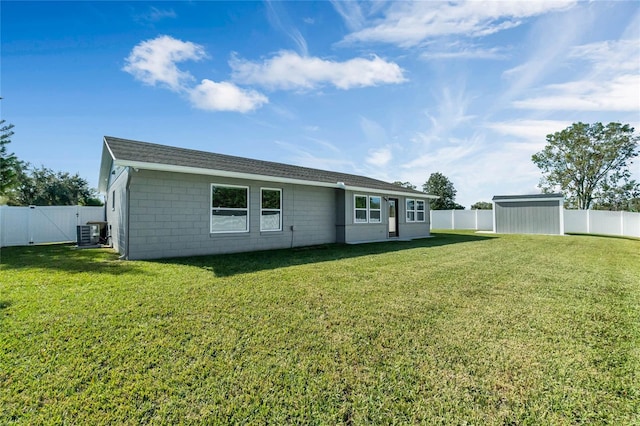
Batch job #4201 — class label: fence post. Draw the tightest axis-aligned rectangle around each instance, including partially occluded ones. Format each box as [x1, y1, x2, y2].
[451, 210, 455, 230]
[620, 211, 624, 236]
[0, 206, 3, 247]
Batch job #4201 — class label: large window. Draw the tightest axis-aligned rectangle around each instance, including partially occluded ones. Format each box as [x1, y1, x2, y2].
[406, 199, 426, 222]
[354, 194, 382, 224]
[211, 184, 249, 233]
[261, 188, 282, 231]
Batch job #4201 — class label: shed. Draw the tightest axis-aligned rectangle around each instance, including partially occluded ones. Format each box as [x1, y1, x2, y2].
[492, 194, 564, 235]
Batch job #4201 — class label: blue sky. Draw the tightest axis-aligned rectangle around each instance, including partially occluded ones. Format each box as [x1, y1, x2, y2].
[2, 1, 639, 208]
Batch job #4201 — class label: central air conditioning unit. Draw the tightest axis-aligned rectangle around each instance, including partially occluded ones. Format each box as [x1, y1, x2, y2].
[76, 224, 100, 246]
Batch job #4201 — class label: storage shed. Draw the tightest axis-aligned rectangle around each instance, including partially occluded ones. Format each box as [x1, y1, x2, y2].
[492, 194, 564, 235]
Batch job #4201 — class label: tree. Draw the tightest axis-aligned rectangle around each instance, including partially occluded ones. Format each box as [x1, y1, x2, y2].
[471, 201, 492, 210]
[392, 181, 417, 190]
[7, 165, 103, 206]
[532, 122, 639, 210]
[0, 120, 23, 196]
[423, 172, 464, 210]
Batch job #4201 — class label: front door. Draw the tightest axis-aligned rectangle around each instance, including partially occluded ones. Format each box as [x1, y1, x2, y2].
[388, 198, 398, 237]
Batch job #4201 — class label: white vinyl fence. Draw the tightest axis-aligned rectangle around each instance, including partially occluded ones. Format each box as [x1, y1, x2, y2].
[430, 210, 494, 231]
[0, 205, 105, 247]
[431, 209, 640, 238]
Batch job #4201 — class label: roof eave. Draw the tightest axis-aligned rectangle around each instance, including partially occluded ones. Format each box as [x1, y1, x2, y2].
[112, 159, 437, 198]
[98, 137, 117, 193]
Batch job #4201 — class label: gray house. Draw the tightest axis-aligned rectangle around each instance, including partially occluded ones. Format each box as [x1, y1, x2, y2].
[99, 137, 437, 260]
[492, 194, 564, 235]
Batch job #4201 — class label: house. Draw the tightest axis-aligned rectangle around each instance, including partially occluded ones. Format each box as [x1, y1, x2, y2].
[99, 136, 437, 260]
[492, 193, 564, 235]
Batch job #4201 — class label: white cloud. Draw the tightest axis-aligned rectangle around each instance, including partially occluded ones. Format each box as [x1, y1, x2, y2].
[340, 1, 576, 48]
[123, 35, 206, 91]
[265, 0, 308, 56]
[189, 79, 268, 113]
[366, 146, 393, 166]
[330, 0, 366, 31]
[485, 119, 571, 143]
[230, 50, 406, 90]
[421, 46, 507, 60]
[513, 39, 640, 111]
[513, 75, 640, 111]
[413, 85, 476, 146]
[124, 35, 268, 113]
[274, 140, 357, 172]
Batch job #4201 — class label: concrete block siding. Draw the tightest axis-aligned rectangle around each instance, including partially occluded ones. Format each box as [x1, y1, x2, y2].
[123, 170, 337, 259]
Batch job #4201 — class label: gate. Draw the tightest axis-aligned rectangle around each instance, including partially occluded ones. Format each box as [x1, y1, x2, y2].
[0, 205, 105, 247]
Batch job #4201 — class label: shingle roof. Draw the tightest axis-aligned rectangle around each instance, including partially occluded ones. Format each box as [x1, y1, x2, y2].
[102, 136, 434, 197]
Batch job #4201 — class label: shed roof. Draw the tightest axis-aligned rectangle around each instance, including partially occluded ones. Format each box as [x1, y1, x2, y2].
[99, 136, 436, 199]
[492, 193, 564, 202]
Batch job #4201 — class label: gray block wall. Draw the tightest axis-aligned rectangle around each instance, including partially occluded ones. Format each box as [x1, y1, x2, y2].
[105, 168, 130, 256]
[341, 191, 431, 242]
[123, 170, 338, 259]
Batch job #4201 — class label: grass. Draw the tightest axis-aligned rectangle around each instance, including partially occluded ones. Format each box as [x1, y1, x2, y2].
[1, 231, 639, 424]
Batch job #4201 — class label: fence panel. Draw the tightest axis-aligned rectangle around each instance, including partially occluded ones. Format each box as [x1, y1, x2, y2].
[0, 206, 105, 247]
[430, 210, 453, 229]
[430, 208, 639, 238]
[563, 209, 589, 234]
[588, 210, 622, 236]
[476, 211, 494, 230]
[453, 210, 476, 229]
[623, 212, 640, 238]
[430, 210, 493, 231]
[0, 207, 30, 247]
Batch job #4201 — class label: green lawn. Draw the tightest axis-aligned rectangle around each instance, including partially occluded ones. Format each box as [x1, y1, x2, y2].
[1, 231, 638, 424]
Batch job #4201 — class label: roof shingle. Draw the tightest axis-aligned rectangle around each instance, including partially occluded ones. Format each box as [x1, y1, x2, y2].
[103, 136, 433, 197]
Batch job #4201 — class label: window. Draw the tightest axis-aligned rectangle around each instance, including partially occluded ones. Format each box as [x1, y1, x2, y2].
[369, 196, 381, 223]
[211, 184, 248, 233]
[416, 200, 425, 221]
[261, 188, 282, 231]
[111, 190, 115, 211]
[406, 199, 426, 222]
[354, 195, 368, 223]
[354, 194, 382, 224]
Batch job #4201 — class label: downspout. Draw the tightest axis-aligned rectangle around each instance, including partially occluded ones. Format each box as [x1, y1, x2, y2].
[123, 167, 134, 260]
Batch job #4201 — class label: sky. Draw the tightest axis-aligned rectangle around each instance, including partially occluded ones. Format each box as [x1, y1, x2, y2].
[2, 1, 639, 208]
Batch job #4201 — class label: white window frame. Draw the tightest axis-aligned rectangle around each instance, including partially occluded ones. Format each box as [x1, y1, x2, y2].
[260, 187, 282, 232]
[210, 183, 249, 233]
[406, 198, 426, 222]
[354, 194, 368, 223]
[369, 196, 382, 223]
[416, 200, 425, 222]
[354, 194, 383, 224]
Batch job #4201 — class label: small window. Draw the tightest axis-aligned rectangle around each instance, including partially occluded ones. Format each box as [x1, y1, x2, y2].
[416, 200, 425, 222]
[211, 184, 249, 233]
[354, 195, 368, 223]
[369, 196, 381, 223]
[261, 188, 282, 231]
[406, 199, 425, 222]
[111, 190, 115, 211]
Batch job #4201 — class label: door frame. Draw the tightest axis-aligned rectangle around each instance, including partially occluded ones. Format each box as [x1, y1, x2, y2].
[388, 198, 399, 238]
